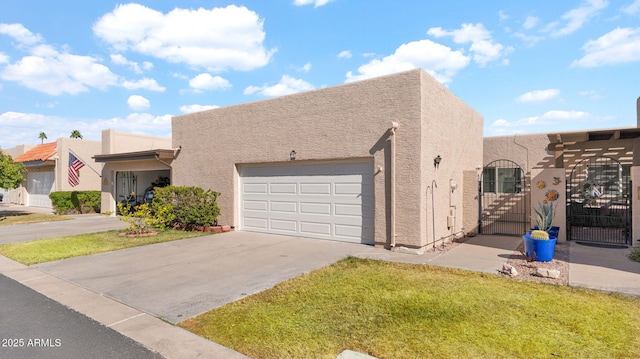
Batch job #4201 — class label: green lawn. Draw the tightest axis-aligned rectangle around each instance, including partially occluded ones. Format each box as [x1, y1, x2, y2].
[0, 211, 68, 226]
[0, 229, 210, 265]
[180, 257, 640, 359]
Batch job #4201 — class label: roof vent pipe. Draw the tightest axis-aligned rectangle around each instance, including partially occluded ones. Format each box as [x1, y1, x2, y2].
[389, 121, 399, 248]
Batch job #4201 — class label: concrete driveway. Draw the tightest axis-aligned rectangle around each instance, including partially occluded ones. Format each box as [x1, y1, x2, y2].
[34, 231, 390, 324]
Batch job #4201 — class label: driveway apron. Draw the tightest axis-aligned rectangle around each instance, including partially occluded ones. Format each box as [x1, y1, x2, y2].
[34, 231, 377, 324]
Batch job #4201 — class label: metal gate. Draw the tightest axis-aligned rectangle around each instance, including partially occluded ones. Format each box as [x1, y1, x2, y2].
[480, 159, 528, 236]
[567, 156, 631, 245]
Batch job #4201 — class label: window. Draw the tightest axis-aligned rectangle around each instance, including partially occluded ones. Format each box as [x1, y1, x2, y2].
[483, 167, 522, 194]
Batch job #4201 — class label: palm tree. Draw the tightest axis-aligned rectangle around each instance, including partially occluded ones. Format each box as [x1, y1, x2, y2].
[38, 132, 47, 144]
[70, 130, 83, 139]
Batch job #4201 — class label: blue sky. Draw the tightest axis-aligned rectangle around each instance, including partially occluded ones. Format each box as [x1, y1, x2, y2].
[1, 0, 639, 149]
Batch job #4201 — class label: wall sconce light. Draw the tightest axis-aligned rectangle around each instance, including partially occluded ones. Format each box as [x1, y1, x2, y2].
[290, 150, 296, 160]
[434, 155, 442, 169]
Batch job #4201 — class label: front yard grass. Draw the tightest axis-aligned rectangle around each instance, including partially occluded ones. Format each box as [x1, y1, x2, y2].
[180, 257, 640, 359]
[0, 229, 210, 265]
[0, 211, 68, 226]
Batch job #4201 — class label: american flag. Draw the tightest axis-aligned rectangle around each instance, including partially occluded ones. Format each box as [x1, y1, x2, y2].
[68, 152, 85, 187]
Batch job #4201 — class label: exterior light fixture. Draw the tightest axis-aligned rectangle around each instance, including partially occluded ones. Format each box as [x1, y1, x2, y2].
[290, 150, 296, 160]
[434, 155, 442, 168]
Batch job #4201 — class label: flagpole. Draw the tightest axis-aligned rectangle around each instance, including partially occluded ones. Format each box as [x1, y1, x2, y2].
[69, 149, 102, 178]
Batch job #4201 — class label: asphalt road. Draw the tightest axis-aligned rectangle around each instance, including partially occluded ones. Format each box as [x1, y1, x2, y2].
[0, 274, 163, 359]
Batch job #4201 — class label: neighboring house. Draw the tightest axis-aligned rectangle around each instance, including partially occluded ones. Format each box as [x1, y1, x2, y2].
[172, 69, 484, 252]
[483, 127, 640, 248]
[94, 129, 174, 214]
[10, 138, 102, 208]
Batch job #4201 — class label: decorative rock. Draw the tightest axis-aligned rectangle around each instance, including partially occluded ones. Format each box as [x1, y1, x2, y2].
[501, 263, 518, 276]
[536, 268, 561, 279]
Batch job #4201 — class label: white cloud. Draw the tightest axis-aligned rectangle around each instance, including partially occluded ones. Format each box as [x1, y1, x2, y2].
[523, 16, 539, 30]
[623, 0, 640, 14]
[189, 73, 231, 92]
[127, 95, 150, 110]
[179, 104, 220, 113]
[516, 89, 561, 103]
[0, 52, 8, 64]
[547, 0, 609, 37]
[338, 50, 352, 59]
[293, 0, 335, 8]
[572, 27, 640, 67]
[299, 62, 312, 72]
[498, 10, 509, 21]
[244, 75, 315, 97]
[110, 54, 153, 74]
[513, 32, 544, 47]
[93, 4, 275, 72]
[346, 39, 469, 84]
[121, 78, 165, 91]
[489, 110, 592, 132]
[427, 23, 508, 66]
[0, 111, 172, 148]
[579, 90, 604, 100]
[98, 113, 172, 137]
[0, 23, 42, 46]
[1, 44, 119, 95]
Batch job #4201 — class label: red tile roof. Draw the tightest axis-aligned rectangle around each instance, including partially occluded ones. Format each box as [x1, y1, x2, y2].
[13, 142, 57, 163]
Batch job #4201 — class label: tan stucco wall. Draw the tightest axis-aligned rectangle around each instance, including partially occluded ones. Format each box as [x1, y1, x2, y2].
[419, 71, 483, 246]
[172, 69, 483, 249]
[102, 128, 172, 154]
[56, 138, 102, 192]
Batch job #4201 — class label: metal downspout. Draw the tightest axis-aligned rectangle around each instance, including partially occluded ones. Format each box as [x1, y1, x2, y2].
[389, 122, 399, 248]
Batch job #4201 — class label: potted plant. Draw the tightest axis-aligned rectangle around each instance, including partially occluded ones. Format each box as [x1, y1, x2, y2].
[523, 202, 558, 262]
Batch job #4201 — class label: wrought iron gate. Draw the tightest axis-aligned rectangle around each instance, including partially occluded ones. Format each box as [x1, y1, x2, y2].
[480, 159, 528, 236]
[567, 156, 631, 245]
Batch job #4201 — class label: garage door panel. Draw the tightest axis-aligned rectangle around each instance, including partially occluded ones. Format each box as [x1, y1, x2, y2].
[243, 217, 269, 230]
[334, 203, 363, 217]
[268, 183, 296, 195]
[300, 221, 332, 236]
[240, 161, 374, 244]
[243, 183, 268, 194]
[270, 201, 297, 213]
[270, 219, 297, 232]
[244, 200, 268, 211]
[300, 202, 332, 215]
[299, 183, 331, 195]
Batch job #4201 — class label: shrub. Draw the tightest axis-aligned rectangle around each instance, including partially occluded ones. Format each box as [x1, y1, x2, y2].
[629, 247, 640, 263]
[151, 186, 221, 230]
[117, 202, 159, 234]
[49, 191, 101, 214]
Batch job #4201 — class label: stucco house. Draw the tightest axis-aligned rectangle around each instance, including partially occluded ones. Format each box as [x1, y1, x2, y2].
[94, 129, 174, 214]
[7, 138, 102, 208]
[171, 69, 484, 252]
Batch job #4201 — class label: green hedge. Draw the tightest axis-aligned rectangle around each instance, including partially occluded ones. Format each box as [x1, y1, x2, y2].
[49, 191, 101, 215]
[152, 186, 221, 229]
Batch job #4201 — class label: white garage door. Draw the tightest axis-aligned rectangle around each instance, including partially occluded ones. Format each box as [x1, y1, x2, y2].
[27, 172, 55, 208]
[239, 160, 374, 244]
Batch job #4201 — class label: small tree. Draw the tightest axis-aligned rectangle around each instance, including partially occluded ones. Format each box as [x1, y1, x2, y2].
[70, 130, 83, 139]
[0, 151, 26, 189]
[38, 132, 48, 144]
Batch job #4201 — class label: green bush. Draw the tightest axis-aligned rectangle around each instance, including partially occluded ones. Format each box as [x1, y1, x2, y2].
[49, 191, 101, 214]
[117, 202, 159, 234]
[629, 247, 640, 262]
[151, 186, 221, 230]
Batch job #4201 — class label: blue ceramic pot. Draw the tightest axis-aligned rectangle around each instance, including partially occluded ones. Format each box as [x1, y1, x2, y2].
[522, 234, 557, 262]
